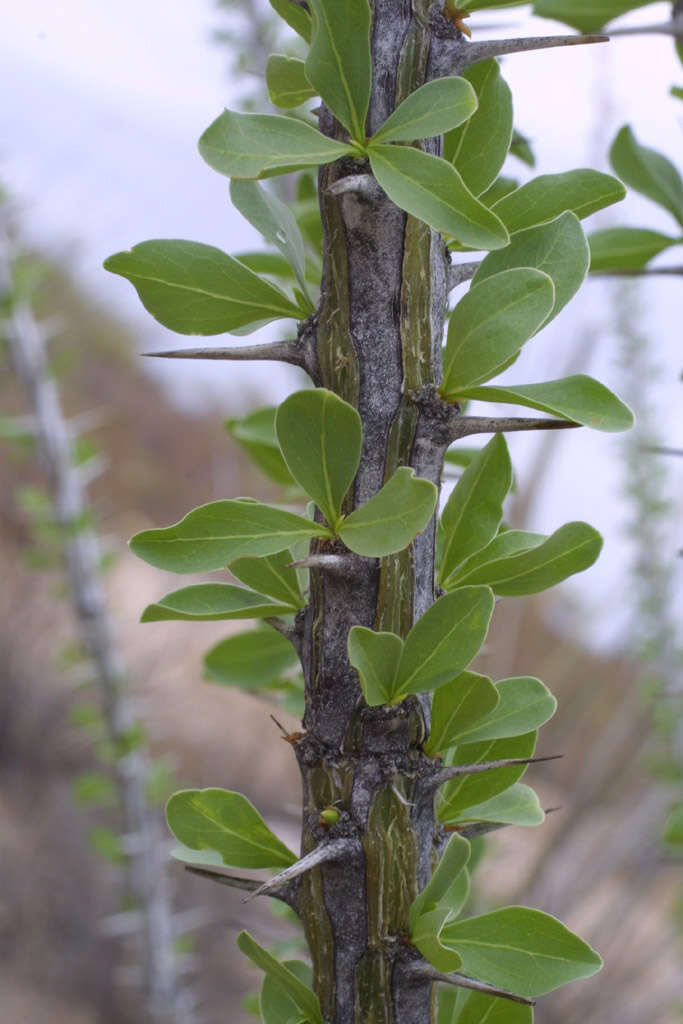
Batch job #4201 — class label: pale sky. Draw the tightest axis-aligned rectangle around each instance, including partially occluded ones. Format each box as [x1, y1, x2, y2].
[1, 1, 682, 648]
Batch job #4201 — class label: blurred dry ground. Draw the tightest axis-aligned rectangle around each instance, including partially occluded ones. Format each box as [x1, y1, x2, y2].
[0, 265, 680, 1023]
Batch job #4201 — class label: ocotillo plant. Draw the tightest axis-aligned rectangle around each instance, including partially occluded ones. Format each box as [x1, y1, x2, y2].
[0, 213, 191, 1024]
[105, 1, 639, 1020]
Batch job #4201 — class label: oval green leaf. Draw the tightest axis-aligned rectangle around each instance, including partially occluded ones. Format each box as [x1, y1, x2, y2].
[396, 587, 495, 698]
[338, 467, 437, 557]
[130, 499, 331, 573]
[371, 77, 478, 145]
[446, 783, 545, 828]
[450, 521, 603, 596]
[268, 0, 313, 41]
[199, 109, 355, 180]
[444, 60, 513, 197]
[104, 240, 307, 335]
[425, 671, 500, 756]
[534, 0, 658, 35]
[441, 906, 602, 997]
[141, 583, 295, 622]
[261, 961, 314, 1024]
[610, 125, 683, 227]
[238, 931, 324, 1024]
[230, 549, 305, 610]
[410, 833, 471, 929]
[438, 435, 513, 584]
[204, 628, 299, 689]
[589, 227, 681, 272]
[491, 170, 626, 233]
[442, 269, 555, 396]
[441, 989, 532, 1024]
[443, 530, 546, 591]
[275, 389, 362, 529]
[453, 676, 557, 743]
[368, 145, 509, 250]
[166, 788, 297, 869]
[347, 627, 404, 706]
[452, 375, 635, 433]
[230, 180, 313, 307]
[305, 0, 371, 143]
[473, 212, 590, 328]
[266, 55, 317, 109]
[226, 407, 298, 489]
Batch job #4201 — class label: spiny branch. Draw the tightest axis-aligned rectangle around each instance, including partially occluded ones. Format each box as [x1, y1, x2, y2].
[287, 554, 351, 572]
[448, 262, 481, 291]
[141, 339, 314, 374]
[455, 416, 581, 438]
[464, 33, 608, 66]
[184, 865, 296, 907]
[431, 754, 562, 792]
[243, 839, 356, 902]
[407, 962, 535, 1007]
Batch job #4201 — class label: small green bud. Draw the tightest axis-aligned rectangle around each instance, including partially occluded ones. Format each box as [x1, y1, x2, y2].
[318, 806, 340, 827]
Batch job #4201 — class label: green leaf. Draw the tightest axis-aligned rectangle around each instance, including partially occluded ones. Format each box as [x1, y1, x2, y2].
[473, 212, 589, 328]
[442, 990, 532, 1024]
[72, 772, 117, 808]
[441, 269, 555, 396]
[347, 628, 404, 705]
[533, 0, 656, 34]
[663, 804, 683, 847]
[396, 587, 495, 698]
[238, 931, 324, 1024]
[275, 389, 362, 529]
[226, 407, 298, 489]
[261, 961, 314, 1024]
[453, 676, 557, 743]
[438, 435, 513, 583]
[444, 60, 513, 197]
[89, 826, 126, 864]
[140, 584, 295, 623]
[371, 77, 478, 145]
[589, 227, 681, 272]
[368, 145, 509, 250]
[204, 629, 299, 689]
[446, 783, 545, 827]
[479, 176, 519, 206]
[199, 110, 355, 181]
[166, 789, 297, 869]
[235, 251, 296, 279]
[449, 521, 602, 596]
[338, 467, 437, 557]
[104, 240, 306, 335]
[439, 732, 537, 819]
[269, 0, 312, 41]
[130, 499, 331, 573]
[266, 55, 317, 109]
[441, 906, 602, 997]
[230, 550, 305, 610]
[491, 170, 626, 233]
[452, 375, 635, 433]
[509, 129, 536, 168]
[305, 0, 371, 143]
[425, 671, 500, 756]
[410, 833, 471, 928]
[230, 180, 313, 307]
[610, 126, 683, 227]
[443, 530, 546, 590]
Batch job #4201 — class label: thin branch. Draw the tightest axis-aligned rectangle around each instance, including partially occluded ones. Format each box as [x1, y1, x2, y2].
[264, 616, 300, 647]
[455, 416, 581, 438]
[141, 339, 312, 373]
[431, 754, 562, 792]
[407, 962, 535, 1006]
[184, 866, 295, 905]
[448, 262, 481, 291]
[592, 265, 683, 277]
[464, 33, 608, 65]
[327, 175, 384, 201]
[243, 839, 356, 902]
[606, 17, 683, 38]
